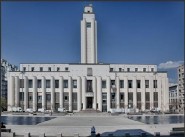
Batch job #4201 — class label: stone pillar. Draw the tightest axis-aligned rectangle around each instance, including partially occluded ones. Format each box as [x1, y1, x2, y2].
[141, 76, 145, 111]
[24, 76, 28, 111]
[82, 76, 86, 110]
[33, 76, 37, 111]
[8, 76, 15, 111]
[51, 76, 55, 111]
[124, 77, 128, 110]
[133, 77, 137, 109]
[68, 76, 72, 112]
[42, 76, 46, 110]
[116, 77, 120, 109]
[97, 76, 102, 111]
[164, 77, 169, 111]
[107, 77, 111, 111]
[91, 20, 95, 63]
[77, 76, 82, 111]
[93, 77, 97, 110]
[81, 19, 87, 63]
[95, 21, 97, 63]
[158, 77, 162, 110]
[15, 76, 20, 107]
[59, 76, 64, 108]
[150, 76, 154, 110]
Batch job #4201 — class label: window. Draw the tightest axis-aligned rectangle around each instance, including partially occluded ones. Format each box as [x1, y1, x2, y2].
[151, 68, 154, 72]
[145, 80, 149, 88]
[127, 68, 130, 72]
[135, 68, 138, 72]
[57, 67, 60, 71]
[37, 80, 41, 88]
[64, 80, 68, 88]
[73, 80, 77, 88]
[31, 67, 34, 71]
[40, 67, 43, 71]
[143, 68, 146, 72]
[110, 68, 113, 72]
[154, 80, 157, 88]
[55, 80, 59, 88]
[23, 67, 26, 71]
[137, 80, 141, 88]
[111, 80, 115, 86]
[102, 80, 106, 88]
[65, 67, 68, 71]
[120, 80, 124, 88]
[86, 22, 91, 28]
[119, 68, 122, 72]
[20, 79, 24, 88]
[28, 80, 33, 88]
[46, 93, 51, 101]
[64, 96, 68, 101]
[46, 80, 50, 88]
[121, 94, 124, 100]
[128, 80, 132, 88]
[48, 67, 51, 71]
[87, 68, 93, 76]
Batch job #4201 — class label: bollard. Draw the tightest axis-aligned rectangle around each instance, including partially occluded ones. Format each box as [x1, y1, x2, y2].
[74, 133, 79, 137]
[155, 132, 160, 136]
[141, 132, 147, 137]
[57, 133, 63, 137]
[125, 133, 130, 137]
[24, 132, 30, 137]
[39, 133, 45, 137]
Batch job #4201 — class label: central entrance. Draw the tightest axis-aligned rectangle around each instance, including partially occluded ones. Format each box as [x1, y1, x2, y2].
[86, 97, 93, 109]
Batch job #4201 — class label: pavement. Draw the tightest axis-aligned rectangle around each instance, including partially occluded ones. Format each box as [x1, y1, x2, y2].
[2, 113, 184, 137]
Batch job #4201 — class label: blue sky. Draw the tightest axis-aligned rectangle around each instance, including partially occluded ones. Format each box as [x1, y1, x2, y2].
[2, 2, 184, 83]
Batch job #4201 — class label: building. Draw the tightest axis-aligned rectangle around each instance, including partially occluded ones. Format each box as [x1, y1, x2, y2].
[169, 84, 179, 113]
[7, 5, 169, 112]
[178, 64, 184, 113]
[1, 59, 18, 109]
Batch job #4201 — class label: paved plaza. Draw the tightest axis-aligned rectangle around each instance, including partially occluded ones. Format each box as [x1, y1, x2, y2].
[2, 114, 184, 136]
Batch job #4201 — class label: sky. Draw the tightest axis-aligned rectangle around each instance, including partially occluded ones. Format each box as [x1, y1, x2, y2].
[2, 1, 184, 83]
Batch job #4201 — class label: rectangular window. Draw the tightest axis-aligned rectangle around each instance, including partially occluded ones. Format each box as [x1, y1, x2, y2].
[73, 80, 77, 88]
[102, 80, 106, 88]
[86, 22, 91, 28]
[28, 80, 33, 88]
[37, 79, 42, 88]
[46, 93, 51, 101]
[64, 96, 68, 101]
[31, 67, 34, 71]
[127, 68, 130, 72]
[64, 80, 68, 88]
[120, 80, 124, 88]
[154, 80, 157, 88]
[48, 67, 51, 71]
[111, 80, 115, 87]
[143, 68, 146, 72]
[135, 68, 138, 72]
[65, 67, 68, 71]
[57, 67, 60, 71]
[20, 79, 24, 88]
[40, 67, 43, 71]
[145, 92, 150, 101]
[128, 80, 132, 88]
[55, 80, 59, 88]
[119, 68, 122, 72]
[87, 68, 93, 76]
[151, 68, 154, 72]
[137, 80, 141, 88]
[110, 68, 113, 72]
[145, 80, 149, 88]
[87, 80, 93, 92]
[154, 92, 158, 101]
[46, 80, 50, 88]
[23, 67, 26, 71]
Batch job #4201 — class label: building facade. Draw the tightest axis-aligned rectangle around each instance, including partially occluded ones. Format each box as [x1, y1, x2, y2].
[169, 84, 179, 113]
[7, 5, 169, 112]
[178, 64, 184, 113]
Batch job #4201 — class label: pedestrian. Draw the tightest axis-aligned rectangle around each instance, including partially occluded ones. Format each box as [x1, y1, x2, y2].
[91, 126, 96, 137]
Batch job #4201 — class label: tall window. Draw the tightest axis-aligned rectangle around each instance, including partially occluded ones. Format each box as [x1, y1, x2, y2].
[31, 67, 34, 71]
[151, 68, 154, 72]
[73, 80, 77, 88]
[127, 68, 130, 72]
[64, 80, 68, 88]
[111, 80, 115, 86]
[128, 80, 132, 88]
[48, 67, 51, 71]
[57, 67, 60, 71]
[55, 80, 59, 88]
[65, 67, 68, 71]
[86, 22, 91, 28]
[120, 80, 124, 88]
[40, 67, 43, 71]
[28, 80, 33, 88]
[154, 80, 157, 88]
[20, 79, 24, 88]
[46, 80, 50, 88]
[145, 80, 149, 88]
[135, 68, 138, 72]
[23, 67, 26, 71]
[119, 68, 122, 72]
[87, 68, 93, 76]
[110, 68, 113, 72]
[37, 80, 42, 88]
[143, 68, 146, 72]
[137, 80, 141, 88]
[102, 80, 106, 88]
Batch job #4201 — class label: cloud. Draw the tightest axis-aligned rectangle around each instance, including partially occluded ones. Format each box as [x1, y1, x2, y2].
[158, 60, 184, 69]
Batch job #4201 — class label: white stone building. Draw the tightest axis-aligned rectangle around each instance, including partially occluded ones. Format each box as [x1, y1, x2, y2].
[178, 64, 184, 113]
[7, 5, 169, 112]
[169, 84, 179, 113]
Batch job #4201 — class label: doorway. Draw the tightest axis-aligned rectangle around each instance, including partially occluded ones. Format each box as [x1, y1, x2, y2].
[86, 97, 93, 109]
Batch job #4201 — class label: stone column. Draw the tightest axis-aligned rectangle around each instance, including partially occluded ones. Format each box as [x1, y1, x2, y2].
[124, 77, 128, 110]
[150, 76, 154, 110]
[97, 76, 102, 111]
[51, 76, 55, 111]
[59, 76, 64, 108]
[8, 76, 15, 111]
[82, 76, 86, 110]
[158, 77, 162, 110]
[24, 76, 28, 111]
[15, 76, 20, 107]
[93, 77, 97, 110]
[141, 76, 145, 111]
[33, 76, 37, 111]
[107, 77, 111, 111]
[77, 76, 82, 111]
[164, 77, 169, 111]
[68, 76, 72, 112]
[116, 77, 120, 109]
[91, 20, 95, 63]
[133, 77, 137, 109]
[81, 20, 87, 63]
[42, 76, 46, 110]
